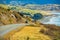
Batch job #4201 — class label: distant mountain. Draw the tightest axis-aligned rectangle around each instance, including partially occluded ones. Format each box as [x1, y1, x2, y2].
[24, 4, 60, 11]
[1, 0, 58, 11]
[8, 2, 60, 11]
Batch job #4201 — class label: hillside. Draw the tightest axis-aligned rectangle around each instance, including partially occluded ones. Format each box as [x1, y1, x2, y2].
[0, 4, 51, 26]
[0, 4, 51, 15]
[0, 6, 27, 26]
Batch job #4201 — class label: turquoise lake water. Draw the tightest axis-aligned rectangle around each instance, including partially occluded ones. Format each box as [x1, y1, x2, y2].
[41, 12, 60, 26]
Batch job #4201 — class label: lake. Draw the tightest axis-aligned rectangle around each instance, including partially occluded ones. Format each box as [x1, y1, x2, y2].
[40, 12, 60, 26]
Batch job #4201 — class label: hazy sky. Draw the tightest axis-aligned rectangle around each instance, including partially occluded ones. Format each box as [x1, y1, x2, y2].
[0, 0, 60, 4]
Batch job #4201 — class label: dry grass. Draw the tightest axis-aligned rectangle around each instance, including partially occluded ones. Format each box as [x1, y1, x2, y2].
[3, 25, 51, 40]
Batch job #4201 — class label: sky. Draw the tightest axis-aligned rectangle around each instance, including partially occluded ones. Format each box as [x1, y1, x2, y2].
[0, 0, 60, 4]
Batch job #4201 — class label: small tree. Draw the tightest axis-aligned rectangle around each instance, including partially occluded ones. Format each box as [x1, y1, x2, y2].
[32, 13, 43, 23]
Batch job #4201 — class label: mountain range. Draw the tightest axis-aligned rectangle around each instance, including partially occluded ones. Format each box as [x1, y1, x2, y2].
[24, 4, 60, 11]
[7, 4, 60, 11]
